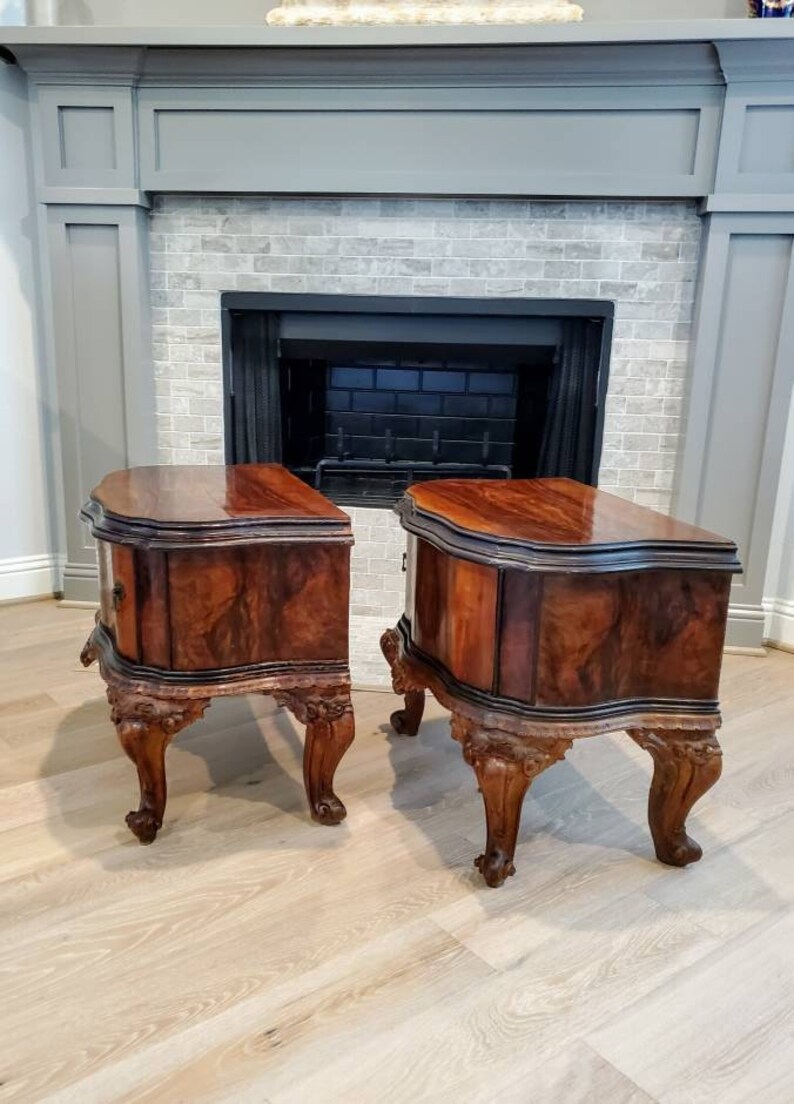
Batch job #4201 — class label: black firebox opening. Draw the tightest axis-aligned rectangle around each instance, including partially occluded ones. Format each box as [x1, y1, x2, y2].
[222, 294, 613, 508]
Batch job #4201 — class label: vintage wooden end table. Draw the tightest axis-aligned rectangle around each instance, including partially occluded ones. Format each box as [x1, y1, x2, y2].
[80, 463, 355, 843]
[381, 477, 741, 888]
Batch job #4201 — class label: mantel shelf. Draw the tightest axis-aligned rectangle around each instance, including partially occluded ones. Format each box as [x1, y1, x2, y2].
[2, 19, 794, 49]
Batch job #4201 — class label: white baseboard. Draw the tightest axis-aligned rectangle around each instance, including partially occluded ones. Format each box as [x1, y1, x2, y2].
[764, 597, 794, 650]
[0, 554, 64, 602]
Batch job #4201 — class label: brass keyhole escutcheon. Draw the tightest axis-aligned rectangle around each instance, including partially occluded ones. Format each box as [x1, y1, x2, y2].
[112, 581, 125, 610]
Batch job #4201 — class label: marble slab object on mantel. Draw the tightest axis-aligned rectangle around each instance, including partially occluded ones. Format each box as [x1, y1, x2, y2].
[266, 0, 584, 25]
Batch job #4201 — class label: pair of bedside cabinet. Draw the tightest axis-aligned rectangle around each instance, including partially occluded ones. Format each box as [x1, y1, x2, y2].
[81, 464, 740, 887]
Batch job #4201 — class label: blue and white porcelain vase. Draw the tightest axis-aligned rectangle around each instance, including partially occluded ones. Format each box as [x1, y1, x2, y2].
[748, 0, 794, 16]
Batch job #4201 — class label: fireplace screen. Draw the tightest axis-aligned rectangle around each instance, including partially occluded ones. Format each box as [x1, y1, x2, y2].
[222, 293, 612, 507]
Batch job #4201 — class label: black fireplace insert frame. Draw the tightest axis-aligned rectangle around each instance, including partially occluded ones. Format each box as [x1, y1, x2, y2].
[221, 292, 614, 495]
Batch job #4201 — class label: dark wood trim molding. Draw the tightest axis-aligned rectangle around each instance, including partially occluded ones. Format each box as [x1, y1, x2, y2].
[395, 617, 721, 730]
[88, 620, 351, 693]
[397, 496, 742, 576]
[80, 498, 353, 549]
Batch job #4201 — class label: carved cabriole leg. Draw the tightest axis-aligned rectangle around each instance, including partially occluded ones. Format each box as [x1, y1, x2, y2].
[274, 686, 355, 826]
[451, 715, 572, 888]
[627, 728, 723, 867]
[380, 627, 426, 736]
[106, 687, 210, 844]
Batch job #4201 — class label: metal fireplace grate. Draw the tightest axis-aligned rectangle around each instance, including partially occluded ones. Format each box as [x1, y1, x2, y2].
[308, 350, 524, 501]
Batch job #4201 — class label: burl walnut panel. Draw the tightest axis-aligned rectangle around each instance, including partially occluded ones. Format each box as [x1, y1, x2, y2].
[497, 571, 542, 703]
[496, 568, 733, 707]
[533, 569, 732, 707]
[96, 538, 350, 672]
[136, 549, 171, 669]
[168, 544, 350, 671]
[411, 538, 497, 693]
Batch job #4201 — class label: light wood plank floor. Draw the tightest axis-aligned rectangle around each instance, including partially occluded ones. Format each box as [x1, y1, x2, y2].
[1, 601, 793, 1104]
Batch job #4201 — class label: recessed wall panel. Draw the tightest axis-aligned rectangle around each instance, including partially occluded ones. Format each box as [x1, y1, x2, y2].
[58, 105, 116, 171]
[149, 106, 705, 195]
[697, 233, 792, 572]
[739, 106, 794, 176]
[62, 224, 129, 552]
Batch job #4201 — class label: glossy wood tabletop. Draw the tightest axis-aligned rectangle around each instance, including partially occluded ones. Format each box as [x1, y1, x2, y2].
[407, 477, 735, 550]
[89, 464, 349, 525]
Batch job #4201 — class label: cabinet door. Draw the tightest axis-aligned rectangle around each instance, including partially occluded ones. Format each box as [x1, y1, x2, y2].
[412, 539, 498, 693]
[534, 570, 731, 707]
[166, 544, 350, 671]
[106, 543, 139, 662]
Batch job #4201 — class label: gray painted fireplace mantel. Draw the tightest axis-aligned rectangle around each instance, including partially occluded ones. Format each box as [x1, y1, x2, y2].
[3, 17, 794, 649]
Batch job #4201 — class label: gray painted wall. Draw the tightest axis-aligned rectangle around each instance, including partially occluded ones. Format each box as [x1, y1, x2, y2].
[0, 58, 58, 598]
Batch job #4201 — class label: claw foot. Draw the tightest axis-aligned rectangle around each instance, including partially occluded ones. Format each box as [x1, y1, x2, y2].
[390, 709, 419, 737]
[311, 794, 347, 826]
[474, 851, 516, 889]
[655, 829, 703, 868]
[125, 809, 160, 844]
